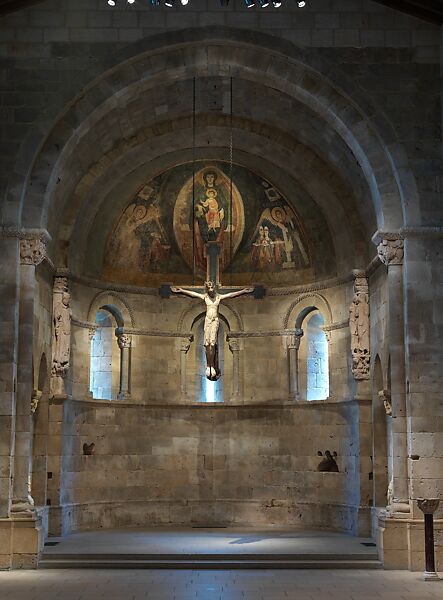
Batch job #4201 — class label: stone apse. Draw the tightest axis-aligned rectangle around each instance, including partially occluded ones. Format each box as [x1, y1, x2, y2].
[0, 5, 442, 573]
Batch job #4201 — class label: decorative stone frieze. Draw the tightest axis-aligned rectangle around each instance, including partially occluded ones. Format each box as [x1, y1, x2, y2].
[19, 238, 46, 266]
[377, 234, 404, 266]
[51, 276, 72, 397]
[349, 272, 370, 380]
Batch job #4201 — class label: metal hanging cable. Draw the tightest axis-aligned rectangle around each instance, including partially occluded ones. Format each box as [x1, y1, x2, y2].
[192, 77, 196, 285]
[229, 75, 233, 285]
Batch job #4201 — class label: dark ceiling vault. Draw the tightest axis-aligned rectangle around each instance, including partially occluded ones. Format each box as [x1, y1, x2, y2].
[0, 0, 442, 23]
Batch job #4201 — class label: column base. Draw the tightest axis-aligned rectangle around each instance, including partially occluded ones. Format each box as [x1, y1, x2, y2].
[0, 513, 45, 569]
[423, 571, 440, 581]
[117, 391, 130, 400]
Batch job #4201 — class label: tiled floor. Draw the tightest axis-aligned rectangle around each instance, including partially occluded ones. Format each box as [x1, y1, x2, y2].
[0, 569, 442, 599]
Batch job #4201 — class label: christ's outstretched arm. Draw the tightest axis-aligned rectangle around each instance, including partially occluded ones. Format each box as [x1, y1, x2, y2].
[220, 286, 254, 300]
[171, 286, 206, 300]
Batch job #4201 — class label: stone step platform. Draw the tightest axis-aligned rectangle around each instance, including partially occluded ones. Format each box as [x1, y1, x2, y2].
[39, 553, 381, 570]
[39, 528, 381, 570]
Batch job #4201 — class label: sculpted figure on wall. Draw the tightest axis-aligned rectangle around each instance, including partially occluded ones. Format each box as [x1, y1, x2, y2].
[51, 276, 72, 396]
[349, 273, 370, 380]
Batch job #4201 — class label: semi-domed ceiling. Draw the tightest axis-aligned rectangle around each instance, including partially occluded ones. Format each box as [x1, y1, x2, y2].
[101, 161, 335, 287]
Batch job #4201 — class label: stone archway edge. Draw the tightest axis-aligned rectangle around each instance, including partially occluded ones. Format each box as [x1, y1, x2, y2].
[12, 27, 417, 236]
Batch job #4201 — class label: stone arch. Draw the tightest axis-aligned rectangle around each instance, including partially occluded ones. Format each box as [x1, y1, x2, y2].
[177, 299, 243, 333]
[87, 291, 135, 328]
[283, 293, 333, 329]
[9, 27, 417, 242]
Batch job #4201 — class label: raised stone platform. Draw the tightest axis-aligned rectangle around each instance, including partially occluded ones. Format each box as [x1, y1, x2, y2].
[39, 527, 381, 569]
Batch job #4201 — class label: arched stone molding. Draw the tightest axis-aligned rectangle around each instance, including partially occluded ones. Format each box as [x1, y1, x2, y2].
[87, 291, 135, 328]
[283, 293, 333, 330]
[177, 300, 242, 333]
[8, 27, 417, 243]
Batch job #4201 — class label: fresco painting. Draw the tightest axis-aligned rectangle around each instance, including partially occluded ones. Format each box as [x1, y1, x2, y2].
[173, 166, 245, 275]
[103, 161, 311, 286]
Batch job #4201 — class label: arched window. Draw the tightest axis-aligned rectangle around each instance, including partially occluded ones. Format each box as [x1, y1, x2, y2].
[194, 316, 225, 403]
[306, 313, 329, 400]
[90, 309, 119, 400]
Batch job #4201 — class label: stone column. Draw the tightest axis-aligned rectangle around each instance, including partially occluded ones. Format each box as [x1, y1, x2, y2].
[287, 329, 303, 400]
[116, 333, 131, 400]
[417, 499, 440, 581]
[228, 337, 241, 400]
[376, 233, 409, 513]
[179, 337, 192, 398]
[11, 237, 46, 515]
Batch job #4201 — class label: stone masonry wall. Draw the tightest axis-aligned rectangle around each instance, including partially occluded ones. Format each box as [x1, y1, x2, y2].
[57, 398, 363, 534]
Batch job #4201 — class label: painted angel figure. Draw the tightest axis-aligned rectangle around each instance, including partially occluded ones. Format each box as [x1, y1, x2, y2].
[171, 281, 254, 381]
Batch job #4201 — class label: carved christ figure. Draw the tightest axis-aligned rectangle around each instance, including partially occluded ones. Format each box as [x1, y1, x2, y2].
[171, 281, 254, 381]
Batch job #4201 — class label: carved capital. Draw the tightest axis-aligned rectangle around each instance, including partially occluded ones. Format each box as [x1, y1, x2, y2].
[19, 238, 46, 266]
[117, 333, 132, 349]
[180, 338, 192, 353]
[88, 328, 96, 342]
[377, 234, 404, 266]
[417, 498, 440, 515]
[228, 338, 240, 353]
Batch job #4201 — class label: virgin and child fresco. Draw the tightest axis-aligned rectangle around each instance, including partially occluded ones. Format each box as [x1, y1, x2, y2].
[103, 161, 312, 287]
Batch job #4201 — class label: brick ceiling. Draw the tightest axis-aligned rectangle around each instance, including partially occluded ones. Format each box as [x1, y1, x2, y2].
[0, 0, 442, 23]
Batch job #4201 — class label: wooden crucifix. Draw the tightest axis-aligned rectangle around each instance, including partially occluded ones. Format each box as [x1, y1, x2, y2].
[160, 242, 264, 381]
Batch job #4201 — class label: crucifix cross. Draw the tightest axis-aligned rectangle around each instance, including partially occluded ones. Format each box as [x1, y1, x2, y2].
[160, 242, 265, 381]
